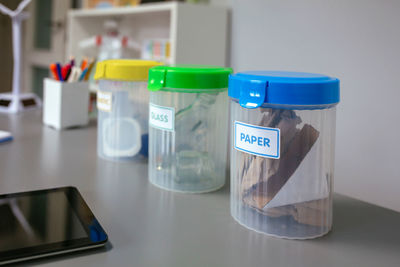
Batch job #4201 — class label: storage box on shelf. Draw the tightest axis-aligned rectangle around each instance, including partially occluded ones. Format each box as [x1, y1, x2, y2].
[67, 2, 228, 67]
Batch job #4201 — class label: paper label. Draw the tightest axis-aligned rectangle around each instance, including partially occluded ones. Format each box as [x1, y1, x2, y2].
[97, 91, 112, 112]
[149, 103, 175, 131]
[234, 121, 280, 159]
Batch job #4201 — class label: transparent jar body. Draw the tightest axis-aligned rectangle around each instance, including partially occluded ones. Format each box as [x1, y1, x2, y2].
[149, 89, 228, 193]
[97, 80, 149, 161]
[230, 100, 336, 239]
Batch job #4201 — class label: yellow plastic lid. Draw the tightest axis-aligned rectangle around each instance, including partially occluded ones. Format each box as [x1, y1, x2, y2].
[94, 59, 162, 81]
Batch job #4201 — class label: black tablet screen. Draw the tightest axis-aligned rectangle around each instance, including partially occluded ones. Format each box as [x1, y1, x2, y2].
[0, 190, 88, 251]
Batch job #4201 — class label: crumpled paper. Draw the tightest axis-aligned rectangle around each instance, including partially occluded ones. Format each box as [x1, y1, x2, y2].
[238, 108, 329, 227]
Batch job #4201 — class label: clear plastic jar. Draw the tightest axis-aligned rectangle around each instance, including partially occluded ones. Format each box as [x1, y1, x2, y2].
[94, 60, 161, 161]
[229, 71, 340, 239]
[147, 65, 232, 193]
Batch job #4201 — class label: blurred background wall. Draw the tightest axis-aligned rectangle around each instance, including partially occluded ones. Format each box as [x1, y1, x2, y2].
[220, 0, 400, 212]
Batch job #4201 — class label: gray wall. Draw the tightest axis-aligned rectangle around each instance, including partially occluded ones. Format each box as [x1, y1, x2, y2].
[215, 0, 400, 211]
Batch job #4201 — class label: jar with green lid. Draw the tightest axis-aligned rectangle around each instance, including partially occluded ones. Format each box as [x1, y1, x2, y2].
[147, 65, 232, 193]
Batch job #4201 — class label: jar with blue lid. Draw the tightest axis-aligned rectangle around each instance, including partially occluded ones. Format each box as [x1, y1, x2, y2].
[229, 71, 340, 239]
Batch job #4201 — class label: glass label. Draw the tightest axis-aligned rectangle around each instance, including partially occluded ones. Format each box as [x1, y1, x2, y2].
[149, 103, 175, 131]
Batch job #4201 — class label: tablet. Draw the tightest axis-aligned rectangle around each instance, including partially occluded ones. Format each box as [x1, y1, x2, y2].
[0, 187, 108, 265]
[0, 130, 12, 144]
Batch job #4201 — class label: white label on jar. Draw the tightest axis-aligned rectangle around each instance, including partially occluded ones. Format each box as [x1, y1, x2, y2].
[97, 91, 112, 112]
[234, 121, 280, 159]
[149, 103, 175, 131]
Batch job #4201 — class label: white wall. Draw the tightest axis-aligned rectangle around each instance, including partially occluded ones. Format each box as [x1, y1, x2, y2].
[218, 0, 400, 211]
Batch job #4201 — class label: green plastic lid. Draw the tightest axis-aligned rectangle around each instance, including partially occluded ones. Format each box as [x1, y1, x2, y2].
[148, 65, 233, 92]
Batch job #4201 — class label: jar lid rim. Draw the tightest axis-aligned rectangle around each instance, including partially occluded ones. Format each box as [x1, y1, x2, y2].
[228, 71, 340, 108]
[148, 65, 232, 92]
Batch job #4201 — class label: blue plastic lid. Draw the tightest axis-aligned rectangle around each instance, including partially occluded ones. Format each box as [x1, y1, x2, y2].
[228, 71, 340, 109]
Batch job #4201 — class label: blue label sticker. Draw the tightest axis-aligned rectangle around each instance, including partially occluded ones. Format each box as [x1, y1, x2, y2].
[234, 121, 280, 159]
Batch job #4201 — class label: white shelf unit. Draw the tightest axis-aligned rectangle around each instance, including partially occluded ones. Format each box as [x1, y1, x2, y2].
[67, 2, 228, 66]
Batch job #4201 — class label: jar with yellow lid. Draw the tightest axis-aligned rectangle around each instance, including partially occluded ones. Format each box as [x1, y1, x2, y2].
[94, 59, 161, 161]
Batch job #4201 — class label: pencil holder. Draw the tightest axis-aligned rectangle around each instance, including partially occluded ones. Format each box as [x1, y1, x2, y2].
[43, 78, 89, 130]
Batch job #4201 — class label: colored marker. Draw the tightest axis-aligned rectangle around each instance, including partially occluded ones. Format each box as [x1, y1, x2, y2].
[49, 63, 59, 80]
[61, 64, 71, 81]
[80, 58, 88, 71]
[70, 56, 75, 67]
[56, 63, 63, 82]
[84, 59, 95, 81]
[79, 67, 88, 81]
[65, 67, 72, 81]
[69, 67, 82, 83]
[67, 67, 78, 83]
